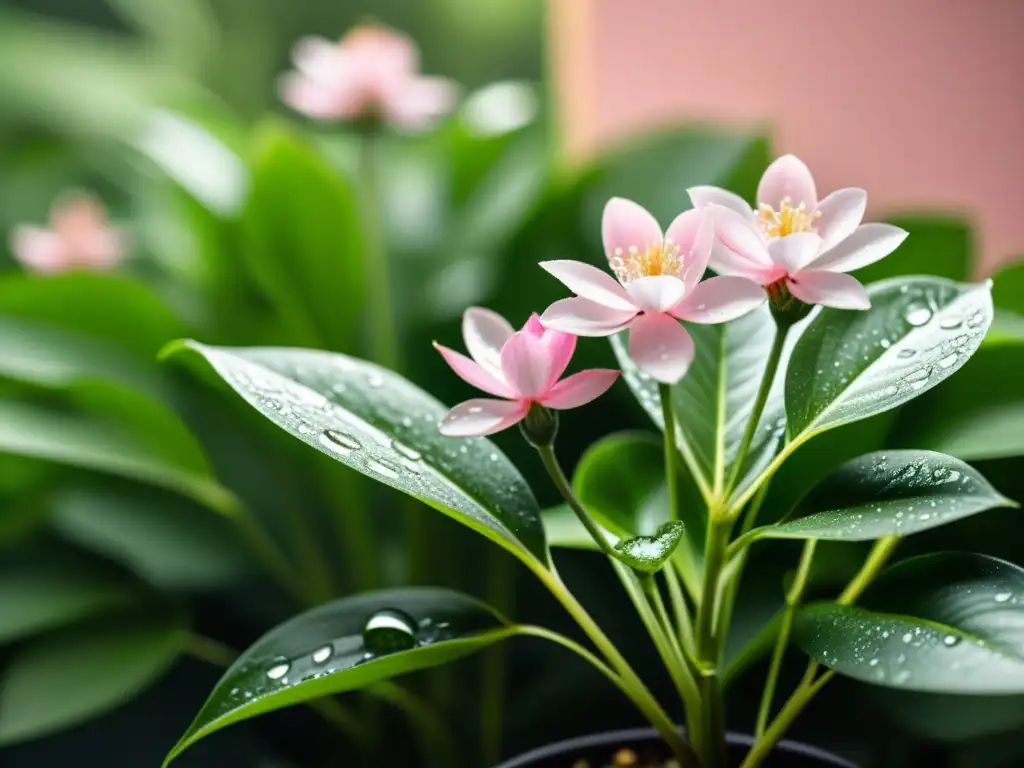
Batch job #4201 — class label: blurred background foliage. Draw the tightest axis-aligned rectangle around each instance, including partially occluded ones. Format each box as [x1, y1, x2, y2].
[0, 0, 1023, 766]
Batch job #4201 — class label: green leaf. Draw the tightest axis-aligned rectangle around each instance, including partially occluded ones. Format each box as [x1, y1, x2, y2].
[164, 588, 513, 766]
[612, 306, 791, 500]
[242, 124, 365, 353]
[853, 216, 971, 285]
[757, 450, 1012, 541]
[0, 400, 236, 515]
[613, 521, 687, 573]
[166, 342, 547, 564]
[990, 259, 1024, 316]
[795, 553, 1024, 693]
[541, 505, 596, 551]
[786, 277, 993, 439]
[0, 609, 185, 746]
[0, 558, 136, 644]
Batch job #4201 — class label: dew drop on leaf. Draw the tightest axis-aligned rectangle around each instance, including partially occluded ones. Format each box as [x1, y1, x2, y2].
[266, 659, 290, 680]
[363, 609, 418, 655]
[312, 645, 333, 664]
[320, 430, 361, 454]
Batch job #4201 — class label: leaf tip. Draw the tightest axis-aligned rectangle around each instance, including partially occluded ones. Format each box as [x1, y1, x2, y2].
[157, 338, 201, 363]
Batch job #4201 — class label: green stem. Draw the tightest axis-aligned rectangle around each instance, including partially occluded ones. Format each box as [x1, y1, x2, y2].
[724, 321, 791, 500]
[739, 670, 835, 768]
[664, 563, 696, 656]
[693, 515, 731, 768]
[754, 539, 817, 737]
[646, 575, 696, 671]
[659, 384, 681, 522]
[369, 681, 456, 768]
[838, 536, 900, 605]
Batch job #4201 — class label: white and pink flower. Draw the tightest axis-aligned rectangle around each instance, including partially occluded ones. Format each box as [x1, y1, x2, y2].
[10, 194, 124, 274]
[279, 24, 458, 130]
[689, 154, 908, 310]
[435, 308, 619, 437]
[538, 199, 765, 384]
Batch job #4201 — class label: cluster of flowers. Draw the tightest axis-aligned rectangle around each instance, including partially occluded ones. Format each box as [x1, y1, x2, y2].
[436, 155, 907, 436]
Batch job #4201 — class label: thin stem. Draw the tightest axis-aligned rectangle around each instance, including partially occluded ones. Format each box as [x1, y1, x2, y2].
[535, 443, 620, 561]
[693, 515, 731, 768]
[664, 563, 696, 656]
[739, 670, 835, 768]
[646, 575, 695, 671]
[369, 681, 455, 768]
[838, 536, 900, 605]
[183, 633, 236, 667]
[659, 383, 681, 521]
[754, 539, 817, 737]
[725, 321, 791, 498]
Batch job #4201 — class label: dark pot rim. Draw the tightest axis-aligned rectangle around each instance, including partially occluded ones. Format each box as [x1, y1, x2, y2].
[492, 726, 858, 768]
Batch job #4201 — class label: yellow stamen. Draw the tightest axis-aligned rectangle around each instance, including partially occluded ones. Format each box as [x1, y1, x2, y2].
[609, 240, 682, 284]
[757, 196, 820, 239]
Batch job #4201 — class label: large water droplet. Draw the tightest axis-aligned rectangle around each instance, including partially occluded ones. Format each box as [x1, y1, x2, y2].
[320, 430, 361, 454]
[392, 440, 422, 461]
[995, 592, 1013, 603]
[266, 659, 290, 680]
[363, 609, 418, 655]
[940, 317, 963, 330]
[938, 353, 958, 369]
[366, 457, 401, 479]
[905, 304, 932, 326]
[312, 645, 333, 664]
[897, 348, 916, 359]
[943, 634, 961, 647]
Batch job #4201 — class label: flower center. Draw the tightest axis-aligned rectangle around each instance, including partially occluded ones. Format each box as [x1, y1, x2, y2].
[608, 240, 682, 284]
[757, 197, 820, 239]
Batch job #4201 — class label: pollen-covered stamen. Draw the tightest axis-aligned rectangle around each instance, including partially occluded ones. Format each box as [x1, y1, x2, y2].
[608, 239, 683, 284]
[757, 196, 820, 239]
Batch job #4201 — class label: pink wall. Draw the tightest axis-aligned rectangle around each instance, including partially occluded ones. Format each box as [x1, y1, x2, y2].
[551, 0, 1024, 273]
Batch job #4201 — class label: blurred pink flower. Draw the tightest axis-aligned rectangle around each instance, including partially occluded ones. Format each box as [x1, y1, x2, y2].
[435, 308, 619, 437]
[539, 199, 765, 384]
[279, 24, 458, 130]
[688, 154, 908, 310]
[10, 195, 124, 274]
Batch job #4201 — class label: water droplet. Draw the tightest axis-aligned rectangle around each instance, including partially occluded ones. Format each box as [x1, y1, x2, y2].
[905, 304, 932, 326]
[902, 632, 913, 643]
[320, 430, 361, 454]
[266, 660, 290, 680]
[230, 687, 239, 695]
[943, 635, 961, 647]
[392, 440, 422, 461]
[938, 353, 958, 369]
[489, 452, 499, 462]
[880, 339, 891, 349]
[331, 383, 348, 395]
[312, 645, 333, 664]
[366, 457, 401, 479]
[897, 349, 916, 359]
[995, 592, 1012, 603]
[363, 609, 418, 654]
[940, 317, 963, 330]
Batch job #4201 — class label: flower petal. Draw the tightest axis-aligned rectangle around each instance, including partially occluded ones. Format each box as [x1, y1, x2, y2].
[539, 260, 636, 311]
[787, 270, 870, 310]
[768, 232, 823, 273]
[758, 154, 817, 210]
[291, 36, 347, 83]
[628, 312, 695, 384]
[542, 369, 620, 409]
[708, 241, 776, 284]
[433, 342, 513, 398]
[279, 73, 350, 119]
[463, 307, 514, 377]
[9, 226, 67, 273]
[665, 208, 714, 291]
[541, 298, 637, 337]
[384, 76, 459, 131]
[815, 188, 867, 251]
[672, 276, 766, 324]
[625, 275, 688, 313]
[602, 197, 663, 263]
[810, 223, 910, 274]
[712, 206, 773, 267]
[687, 186, 754, 218]
[500, 328, 552, 398]
[541, 329, 576, 388]
[439, 398, 528, 437]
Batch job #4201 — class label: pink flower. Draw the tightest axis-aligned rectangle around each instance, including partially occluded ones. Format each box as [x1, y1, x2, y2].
[279, 24, 458, 130]
[434, 308, 620, 437]
[10, 195, 124, 274]
[688, 154, 908, 310]
[538, 199, 766, 384]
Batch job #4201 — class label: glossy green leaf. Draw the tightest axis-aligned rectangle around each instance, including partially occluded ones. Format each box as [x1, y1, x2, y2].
[0, 400, 236, 515]
[786, 277, 993, 439]
[612, 305, 791, 500]
[613, 521, 687, 573]
[242, 124, 365, 352]
[541, 505, 597, 551]
[796, 553, 1024, 693]
[757, 450, 1012, 541]
[164, 588, 513, 765]
[0, 609, 185, 746]
[166, 342, 547, 564]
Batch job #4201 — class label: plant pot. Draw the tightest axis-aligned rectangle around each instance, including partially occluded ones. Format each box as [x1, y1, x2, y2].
[493, 727, 858, 768]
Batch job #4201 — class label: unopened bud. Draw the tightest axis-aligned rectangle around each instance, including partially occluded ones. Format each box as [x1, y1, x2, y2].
[519, 403, 558, 447]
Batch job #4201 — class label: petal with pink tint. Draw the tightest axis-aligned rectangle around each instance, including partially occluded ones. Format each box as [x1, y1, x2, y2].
[279, 74, 349, 119]
[433, 343, 514, 398]
[628, 312, 695, 384]
[625, 275, 688, 313]
[810, 224, 909, 274]
[343, 25, 418, 80]
[602, 197, 663, 262]
[666, 209, 714, 291]
[541, 297, 637, 337]
[541, 329, 576, 388]
[9, 227, 68, 273]
[439, 398, 528, 437]
[712, 206, 773, 267]
[500, 329, 552, 398]
[787, 270, 870, 310]
[672, 276, 766, 324]
[687, 186, 754, 218]
[539, 260, 635, 311]
[542, 369, 620, 409]
[463, 307, 514, 377]
[768, 233, 823, 273]
[708, 241, 777, 284]
[291, 36, 347, 83]
[523, 313, 545, 337]
[385, 76, 459, 130]
[815, 188, 867, 251]
[757, 155, 818, 210]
